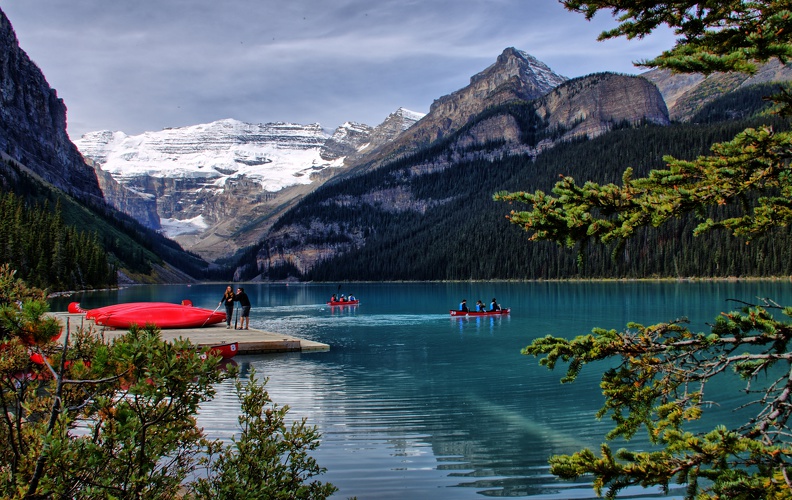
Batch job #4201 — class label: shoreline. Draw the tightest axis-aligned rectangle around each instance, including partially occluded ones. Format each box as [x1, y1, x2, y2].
[47, 275, 792, 299]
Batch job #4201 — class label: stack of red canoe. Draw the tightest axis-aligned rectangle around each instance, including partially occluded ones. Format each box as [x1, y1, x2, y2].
[68, 302, 226, 329]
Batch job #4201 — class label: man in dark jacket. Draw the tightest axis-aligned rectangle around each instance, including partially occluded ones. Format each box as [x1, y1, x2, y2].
[235, 287, 252, 330]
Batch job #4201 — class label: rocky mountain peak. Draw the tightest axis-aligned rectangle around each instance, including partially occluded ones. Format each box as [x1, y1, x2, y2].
[320, 122, 374, 161]
[428, 47, 567, 121]
[320, 107, 425, 164]
[346, 48, 568, 170]
[468, 47, 568, 99]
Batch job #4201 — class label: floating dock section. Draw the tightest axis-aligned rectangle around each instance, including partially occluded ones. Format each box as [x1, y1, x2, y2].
[50, 312, 329, 354]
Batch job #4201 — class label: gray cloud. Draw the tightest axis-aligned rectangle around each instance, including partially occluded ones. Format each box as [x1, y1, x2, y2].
[0, 0, 675, 138]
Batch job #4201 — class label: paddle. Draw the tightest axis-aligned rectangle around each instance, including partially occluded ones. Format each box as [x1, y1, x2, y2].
[234, 302, 240, 330]
[201, 303, 223, 328]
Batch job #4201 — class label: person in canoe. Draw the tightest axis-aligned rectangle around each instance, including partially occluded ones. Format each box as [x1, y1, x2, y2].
[330, 294, 338, 302]
[490, 298, 501, 311]
[220, 285, 236, 329]
[235, 287, 251, 330]
[459, 299, 469, 312]
[476, 300, 486, 312]
[348, 293, 356, 301]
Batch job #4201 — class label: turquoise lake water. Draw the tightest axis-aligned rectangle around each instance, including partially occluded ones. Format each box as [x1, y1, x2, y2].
[50, 281, 792, 499]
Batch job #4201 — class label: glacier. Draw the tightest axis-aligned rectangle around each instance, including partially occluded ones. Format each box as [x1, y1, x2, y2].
[75, 118, 346, 194]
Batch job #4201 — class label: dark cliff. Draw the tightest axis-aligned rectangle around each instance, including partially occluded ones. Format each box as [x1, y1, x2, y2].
[0, 9, 103, 203]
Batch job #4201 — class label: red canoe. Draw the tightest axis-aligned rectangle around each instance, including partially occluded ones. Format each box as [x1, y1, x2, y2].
[69, 302, 226, 329]
[327, 300, 359, 306]
[204, 342, 239, 359]
[449, 308, 510, 317]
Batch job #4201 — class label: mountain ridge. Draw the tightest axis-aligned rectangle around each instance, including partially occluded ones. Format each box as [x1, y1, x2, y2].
[74, 47, 671, 267]
[74, 110, 425, 260]
[250, 70, 671, 278]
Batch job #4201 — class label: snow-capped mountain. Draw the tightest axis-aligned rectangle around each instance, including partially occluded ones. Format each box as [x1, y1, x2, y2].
[76, 119, 343, 195]
[75, 111, 424, 259]
[321, 107, 426, 163]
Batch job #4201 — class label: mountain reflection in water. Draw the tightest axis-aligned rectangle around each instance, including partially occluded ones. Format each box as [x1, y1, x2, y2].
[50, 281, 792, 499]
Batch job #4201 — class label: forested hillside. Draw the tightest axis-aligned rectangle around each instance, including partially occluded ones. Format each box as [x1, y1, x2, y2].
[0, 192, 114, 290]
[254, 83, 792, 281]
[0, 156, 213, 290]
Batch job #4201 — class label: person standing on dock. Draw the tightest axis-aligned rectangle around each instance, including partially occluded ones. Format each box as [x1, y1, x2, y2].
[235, 287, 251, 330]
[220, 285, 236, 329]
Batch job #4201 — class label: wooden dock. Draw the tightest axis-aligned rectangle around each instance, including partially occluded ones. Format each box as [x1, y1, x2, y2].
[49, 312, 329, 355]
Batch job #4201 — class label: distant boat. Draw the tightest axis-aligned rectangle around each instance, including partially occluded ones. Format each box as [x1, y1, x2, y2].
[328, 300, 359, 306]
[449, 308, 510, 317]
[68, 301, 226, 329]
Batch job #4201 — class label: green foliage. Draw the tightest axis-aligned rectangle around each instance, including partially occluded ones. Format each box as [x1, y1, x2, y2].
[525, 302, 792, 498]
[563, 1, 792, 75]
[0, 267, 335, 498]
[495, 1, 792, 497]
[189, 370, 338, 499]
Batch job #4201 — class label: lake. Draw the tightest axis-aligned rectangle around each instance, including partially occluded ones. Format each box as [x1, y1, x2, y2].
[50, 281, 792, 499]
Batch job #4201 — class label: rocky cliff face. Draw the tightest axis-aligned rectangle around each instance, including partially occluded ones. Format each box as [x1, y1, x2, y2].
[0, 10, 103, 202]
[642, 59, 792, 121]
[421, 71, 669, 167]
[535, 72, 669, 141]
[90, 157, 160, 228]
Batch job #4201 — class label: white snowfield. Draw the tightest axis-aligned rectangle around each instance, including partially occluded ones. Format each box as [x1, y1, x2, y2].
[74, 111, 426, 238]
[75, 118, 345, 193]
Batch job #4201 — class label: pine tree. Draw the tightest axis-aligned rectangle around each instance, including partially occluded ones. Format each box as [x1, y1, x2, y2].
[495, 1, 792, 497]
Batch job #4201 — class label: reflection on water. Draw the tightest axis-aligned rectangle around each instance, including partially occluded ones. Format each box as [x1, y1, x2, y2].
[49, 281, 792, 499]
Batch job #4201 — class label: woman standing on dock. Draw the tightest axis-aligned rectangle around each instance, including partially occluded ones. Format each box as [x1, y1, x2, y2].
[219, 285, 236, 329]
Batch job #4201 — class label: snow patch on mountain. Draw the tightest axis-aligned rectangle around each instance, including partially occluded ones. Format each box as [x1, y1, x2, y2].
[75, 118, 346, 193]
[394, 107, 425, 124]
[160, 215, 209, 238]
[511, 49, 568, 90]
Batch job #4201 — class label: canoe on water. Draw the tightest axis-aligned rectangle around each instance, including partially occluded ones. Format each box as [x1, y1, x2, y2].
[327, 300, 359, 306]
[68, 301, 227, 329]
[449, 308, 510, 317]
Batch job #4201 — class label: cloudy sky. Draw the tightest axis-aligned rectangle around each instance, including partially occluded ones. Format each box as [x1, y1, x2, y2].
[1, 0, 675, 139]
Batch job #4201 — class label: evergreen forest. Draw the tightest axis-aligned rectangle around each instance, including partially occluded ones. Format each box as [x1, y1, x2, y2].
[0, 192, 114, 290]
[0, 156, 212, 291]
[256, 83, 792, 281]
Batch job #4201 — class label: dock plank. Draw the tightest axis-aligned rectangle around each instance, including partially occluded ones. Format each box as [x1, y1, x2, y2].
[49, 312, 329, 354]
